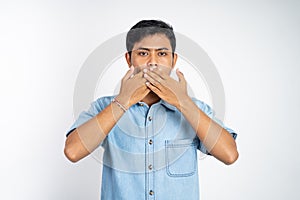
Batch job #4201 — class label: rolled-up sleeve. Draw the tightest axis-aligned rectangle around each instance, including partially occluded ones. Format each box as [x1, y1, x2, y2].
[192, 98, 237, 155]
[66, 97, 107, 137]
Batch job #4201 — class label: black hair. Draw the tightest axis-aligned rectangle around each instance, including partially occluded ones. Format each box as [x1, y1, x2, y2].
[126, 20, 176, 55]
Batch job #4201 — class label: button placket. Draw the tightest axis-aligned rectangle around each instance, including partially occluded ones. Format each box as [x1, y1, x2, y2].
[149, 139, 153, 145]
[146, 109, 155, 199]
[149, 190, 154, 196]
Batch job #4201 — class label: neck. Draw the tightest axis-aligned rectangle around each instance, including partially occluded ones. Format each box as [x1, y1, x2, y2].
[141, 92, 160, 106]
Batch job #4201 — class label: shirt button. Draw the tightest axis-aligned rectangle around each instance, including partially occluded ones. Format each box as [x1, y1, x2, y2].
[139, 103, 144, 106]
[148, 116, 152, 121]
[149, 139, 153, 145]
[148, 164, 153, 170]
[149, 190, 154, 196]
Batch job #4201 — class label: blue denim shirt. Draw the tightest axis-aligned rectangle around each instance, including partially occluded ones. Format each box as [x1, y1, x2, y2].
[67, 96, 237, 200]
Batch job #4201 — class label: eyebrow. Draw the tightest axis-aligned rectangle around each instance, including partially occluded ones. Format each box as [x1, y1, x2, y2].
[135, 47, 170, 51]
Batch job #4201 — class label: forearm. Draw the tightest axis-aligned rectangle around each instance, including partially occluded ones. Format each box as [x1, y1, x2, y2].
[178, 97, 238, 165]
[64, 67, 149, 162]
[64, 99, 126, 162]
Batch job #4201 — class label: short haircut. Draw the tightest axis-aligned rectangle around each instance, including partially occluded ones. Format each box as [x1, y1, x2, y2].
[126, 20, 176, 55]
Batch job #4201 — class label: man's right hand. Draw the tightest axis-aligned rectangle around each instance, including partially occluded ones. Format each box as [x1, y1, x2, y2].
[116, 66, 150, 108]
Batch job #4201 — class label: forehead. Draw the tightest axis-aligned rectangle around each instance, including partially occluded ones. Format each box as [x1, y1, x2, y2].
[132, 34, 171, 50]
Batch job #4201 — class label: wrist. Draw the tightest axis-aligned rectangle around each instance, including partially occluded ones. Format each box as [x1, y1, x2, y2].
[112, 98, 128, 112]
[177, 95, 193, 112]
[115, 94, 130, 109]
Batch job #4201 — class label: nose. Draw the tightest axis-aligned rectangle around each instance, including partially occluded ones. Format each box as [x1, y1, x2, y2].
[147, 63, 158, 67]
[148, 63, 157, 68]
[147, 53, 158, 67]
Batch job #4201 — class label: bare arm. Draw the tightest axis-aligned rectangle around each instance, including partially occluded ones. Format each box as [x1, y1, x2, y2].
[178, 97, 238, 165]
[64, 101, 125, 162]
[64, 67, 150, 162]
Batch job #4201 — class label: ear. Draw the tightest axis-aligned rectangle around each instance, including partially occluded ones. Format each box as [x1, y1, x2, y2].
[171, 53, 178, 69]
[125, 52, 131, 67]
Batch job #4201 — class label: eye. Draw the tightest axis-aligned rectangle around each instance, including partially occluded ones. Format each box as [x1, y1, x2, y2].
[138, 51, 149, 56]
[158, 51, 167, 56]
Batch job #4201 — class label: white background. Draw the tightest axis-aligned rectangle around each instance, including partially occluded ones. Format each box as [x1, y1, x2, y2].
[1, 0, 300, 199]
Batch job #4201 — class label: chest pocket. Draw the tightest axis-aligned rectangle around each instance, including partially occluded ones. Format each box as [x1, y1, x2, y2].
[165, 138, 198, 177]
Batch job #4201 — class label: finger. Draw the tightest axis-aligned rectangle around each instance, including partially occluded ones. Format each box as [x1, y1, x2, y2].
[143, 71, 163, 89]
[176, 68, 186, 83]
[128, 70, 148, 86]
[146, 81, 162, 94]
[133, 69, 146, 79]
[141, 87, 151, 97]
[145, 68, 164, 82]
[150, 65, 171, 80]
[123, 66, 134, 80]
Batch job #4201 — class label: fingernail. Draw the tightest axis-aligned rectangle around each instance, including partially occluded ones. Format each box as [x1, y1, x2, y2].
[143, 68, 148, 73]
[143, 73, 147, 78]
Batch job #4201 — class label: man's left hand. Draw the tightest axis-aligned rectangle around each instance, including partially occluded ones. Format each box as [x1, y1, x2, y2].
[143, 65, 189, 110]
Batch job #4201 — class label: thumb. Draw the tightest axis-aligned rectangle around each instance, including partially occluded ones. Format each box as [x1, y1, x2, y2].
[123, 66, 134, 80]
[176, 68, 185, 83]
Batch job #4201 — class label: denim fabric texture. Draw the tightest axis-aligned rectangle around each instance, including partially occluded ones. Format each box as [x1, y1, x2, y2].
[67, 96, 237, 200]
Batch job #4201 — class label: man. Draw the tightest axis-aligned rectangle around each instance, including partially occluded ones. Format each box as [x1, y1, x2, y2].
[64, 20, 238, 200]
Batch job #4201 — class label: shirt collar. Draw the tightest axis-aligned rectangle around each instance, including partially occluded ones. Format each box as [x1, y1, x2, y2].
[136, 99, 177, 111]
